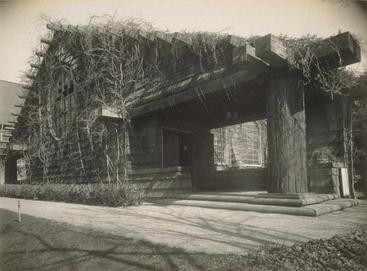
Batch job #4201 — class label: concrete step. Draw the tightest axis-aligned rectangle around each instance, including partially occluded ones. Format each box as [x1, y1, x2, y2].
[151, 198, 358, 217]
[154, 192, 338, 207]
[145, 188, 193, 198]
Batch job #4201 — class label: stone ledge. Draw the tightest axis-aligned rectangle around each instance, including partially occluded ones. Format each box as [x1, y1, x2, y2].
[150, 198, 359, 217]
[254, 193, 339, 206]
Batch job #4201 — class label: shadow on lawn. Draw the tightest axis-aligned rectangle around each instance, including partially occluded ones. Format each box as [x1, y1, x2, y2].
[0, 209, 215, 271]
[0, 202, 319, 271]
[98, 205, 311, 252]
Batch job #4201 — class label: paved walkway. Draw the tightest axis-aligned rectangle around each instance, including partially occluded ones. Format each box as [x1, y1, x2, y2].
[1, 197, 366, 254]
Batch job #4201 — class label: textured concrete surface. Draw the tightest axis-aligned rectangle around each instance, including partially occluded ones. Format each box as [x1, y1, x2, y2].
[1, 197, 366, 254]
[152, 198, 358, 216]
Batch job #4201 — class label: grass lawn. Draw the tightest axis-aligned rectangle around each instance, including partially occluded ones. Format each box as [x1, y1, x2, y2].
[1, 207, 366, 271]
[0, 208, 247, 271]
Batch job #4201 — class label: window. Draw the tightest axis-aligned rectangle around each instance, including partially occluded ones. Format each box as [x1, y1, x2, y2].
[50, 47, 78, 140]
[212, 120, 267, 170]
[53, 79, 76, 137]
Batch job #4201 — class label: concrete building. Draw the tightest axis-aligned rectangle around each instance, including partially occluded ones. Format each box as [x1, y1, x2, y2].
[7, 23, 361, 205]
[0, 80, 25, 184]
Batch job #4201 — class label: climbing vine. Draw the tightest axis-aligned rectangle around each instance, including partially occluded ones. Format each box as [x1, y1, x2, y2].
[14, 16, 361, 185]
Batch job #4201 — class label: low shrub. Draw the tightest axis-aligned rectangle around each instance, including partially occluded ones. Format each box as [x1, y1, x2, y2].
[0, 183, 144, 207]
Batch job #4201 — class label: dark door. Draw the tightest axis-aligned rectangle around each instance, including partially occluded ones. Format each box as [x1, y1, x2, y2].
[192, 129, 214, 189]
[162, 129, 193, 167]
[179, 133, 193, 167]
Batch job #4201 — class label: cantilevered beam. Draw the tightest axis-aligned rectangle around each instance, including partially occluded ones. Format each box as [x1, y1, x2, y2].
[9, 143, 28, 152]
[30, 63, 41, 69]
[232, 43, 270, 73]
[35, 51, 45, 58]
[255, 34, 288, 68]
[26, 73, 36, 80]
[40, 38, 52, 45]
[254, 31, 360, 70]
[311, 31, 361, 70]
[2, 125, 14, 131]
[22, 85, 33, 90]
[96, 106, 124, 121]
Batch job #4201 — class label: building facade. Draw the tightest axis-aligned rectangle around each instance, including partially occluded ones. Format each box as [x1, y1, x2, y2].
[7, 23, 361, 198]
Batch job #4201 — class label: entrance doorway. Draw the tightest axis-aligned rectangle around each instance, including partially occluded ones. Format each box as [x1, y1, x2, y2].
[162, 128, 193, 168]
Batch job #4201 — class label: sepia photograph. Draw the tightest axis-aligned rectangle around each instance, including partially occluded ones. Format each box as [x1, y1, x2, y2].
[0, 0, 367, 270]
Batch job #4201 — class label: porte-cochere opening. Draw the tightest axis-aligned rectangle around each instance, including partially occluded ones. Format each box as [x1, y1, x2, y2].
[212, 120, 267, 171]
[202, 120, 268, 191]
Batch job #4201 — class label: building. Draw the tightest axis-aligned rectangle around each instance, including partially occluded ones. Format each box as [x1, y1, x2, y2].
[7, 22, 361, 201]
[0, 80, 26, 184]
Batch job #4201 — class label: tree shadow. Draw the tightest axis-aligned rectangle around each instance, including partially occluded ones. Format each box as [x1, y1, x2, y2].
[0, 209, 216, 271]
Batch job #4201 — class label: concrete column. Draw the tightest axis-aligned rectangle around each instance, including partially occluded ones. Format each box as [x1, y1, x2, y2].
[0, 158, 5, 185]
[266, 74, 308, 193]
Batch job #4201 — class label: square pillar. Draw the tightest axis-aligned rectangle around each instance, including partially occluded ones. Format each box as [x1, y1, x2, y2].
[266, 74, 308, 193]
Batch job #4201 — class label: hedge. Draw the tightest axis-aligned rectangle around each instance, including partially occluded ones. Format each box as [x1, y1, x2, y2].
[0, 183, 144, 207]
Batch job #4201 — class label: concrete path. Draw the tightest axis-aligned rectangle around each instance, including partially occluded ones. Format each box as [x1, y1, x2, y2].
[1, 197, 366, 255]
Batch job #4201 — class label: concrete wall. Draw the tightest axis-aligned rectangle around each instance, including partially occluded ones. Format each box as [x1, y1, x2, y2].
[306, 95, 349, 196]
[128, 166, 192, 197]
[129, 115, 162, 170]
[212, 168, 267, 191]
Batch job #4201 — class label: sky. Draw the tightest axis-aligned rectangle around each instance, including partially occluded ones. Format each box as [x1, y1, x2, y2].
[0, 0, 367, 83]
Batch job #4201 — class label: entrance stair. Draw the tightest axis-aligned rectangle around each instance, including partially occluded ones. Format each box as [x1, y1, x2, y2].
[147, 191, 358, 216]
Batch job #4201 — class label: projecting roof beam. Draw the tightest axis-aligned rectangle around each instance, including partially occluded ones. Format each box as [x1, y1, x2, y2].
[154, 31, 174, 44]
[46, 23, 58, 31]
[226, 35, 249, 47]
[310, 31, 361, 70]
[138, 30, 155, 42]
[46, 23, 75, 32]
[2, 126, 15, 131]
[22, 85, 33, 91]
[35, 51, 45, 58]
[26, 73, 36, 80]
[232, 43, 270, 73]
[30, 63, 41, 69]
[96, 106, 124, 121]
[255, 34, 288, 69]
[9, 143, 28, 152]
[40, 38, 52, 45]
[254, 31, 360, 70]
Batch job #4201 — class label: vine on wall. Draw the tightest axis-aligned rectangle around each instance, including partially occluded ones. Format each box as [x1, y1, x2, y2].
[14, 17, 360, 185]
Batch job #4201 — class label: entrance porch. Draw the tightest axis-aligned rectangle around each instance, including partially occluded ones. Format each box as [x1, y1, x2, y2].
[122, 32, 361, 215]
